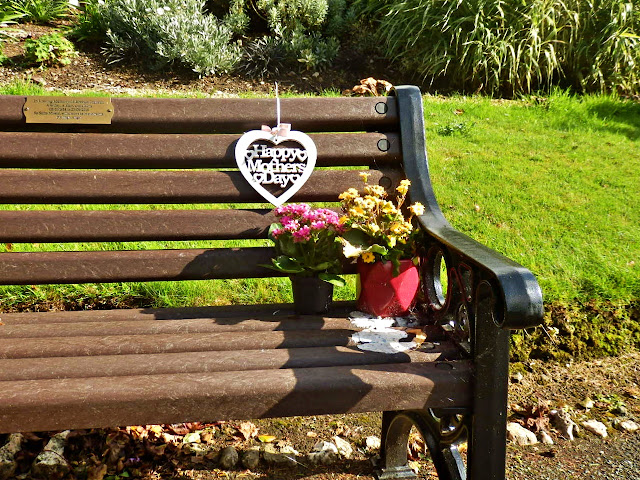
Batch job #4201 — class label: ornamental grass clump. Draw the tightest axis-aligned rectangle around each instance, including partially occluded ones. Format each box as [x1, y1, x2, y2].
[339, 173, 424, 275]
[265, 203, 346, 286]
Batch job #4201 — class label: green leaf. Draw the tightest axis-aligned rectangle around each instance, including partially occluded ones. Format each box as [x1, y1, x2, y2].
[369, 244, 388, 255]
[267, 222, 283, 241]
[270, 256, 305, 274]
[319, 273, 346, 287]
[309, 261, 332, 271]
[341, 228, 370, 246]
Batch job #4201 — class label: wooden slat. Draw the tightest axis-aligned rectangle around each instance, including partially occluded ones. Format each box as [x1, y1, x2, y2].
[0, 305, 360, 324]
[0, 168, 404, 204]
[0, 209, 278, 242]
[0, 330, 356, 359]
[0, 316, 358, 338]
[0, 132, 400, 168]
[0, 248, 358, 284]
[0, 95, 399, 133]
[0, 345, 460, 381]
[0, 248, 268, 284]
[0, 361, 472, 433]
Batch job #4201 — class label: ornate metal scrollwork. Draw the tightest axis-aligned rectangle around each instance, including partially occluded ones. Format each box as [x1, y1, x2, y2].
[377, 409, 469, 480]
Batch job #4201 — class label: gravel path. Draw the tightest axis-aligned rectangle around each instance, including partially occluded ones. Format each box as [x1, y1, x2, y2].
[507, 435, 640, 479]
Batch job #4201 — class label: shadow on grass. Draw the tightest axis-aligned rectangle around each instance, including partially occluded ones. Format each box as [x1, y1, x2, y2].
[587, 98, 640, 140]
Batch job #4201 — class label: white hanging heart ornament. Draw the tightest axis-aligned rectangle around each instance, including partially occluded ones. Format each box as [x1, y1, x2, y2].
[235, 128, 317, 207]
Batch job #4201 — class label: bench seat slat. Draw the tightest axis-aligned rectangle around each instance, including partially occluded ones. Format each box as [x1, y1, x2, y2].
[0, 96, 398, 134]
[0, 361, 472, 434]
[0, 305, 358, 325]
[0, 168, 404, 204]
[0, 330, 358, 359]
[0, 132, 400, 168]
[0, 316, 360, 337]
[0, 344, 461, 381]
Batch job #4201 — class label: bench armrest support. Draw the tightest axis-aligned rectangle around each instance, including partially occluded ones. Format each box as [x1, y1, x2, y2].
[393, 86, 543, 330]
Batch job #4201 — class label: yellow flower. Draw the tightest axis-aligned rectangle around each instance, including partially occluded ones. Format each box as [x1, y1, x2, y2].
[359, 172, 370, 184]
[349, 206, 365, 216]
[339, 215, 348, 224]
[381, 201, 397, 214]
[396, 179, 411, 195]
[388, 236, 397, 248]
[339, 188, 359, 201]
[362, 196, 377, 210]
[390, 222, 404, 235]
[368, 223, 380, 234]
[361, 251, 375, 263]
[409, 202, 425, 216]
[364, 184, 387, 197]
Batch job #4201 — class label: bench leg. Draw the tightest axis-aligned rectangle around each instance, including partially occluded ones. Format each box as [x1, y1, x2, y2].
[466, 284, 511, 480]
[376, 409, 467, 480]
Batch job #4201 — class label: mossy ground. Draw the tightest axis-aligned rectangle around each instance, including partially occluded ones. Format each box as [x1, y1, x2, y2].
[511, 301, 640, 362]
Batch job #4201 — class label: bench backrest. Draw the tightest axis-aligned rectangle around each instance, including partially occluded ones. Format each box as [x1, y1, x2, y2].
[0, 93, 408, 287]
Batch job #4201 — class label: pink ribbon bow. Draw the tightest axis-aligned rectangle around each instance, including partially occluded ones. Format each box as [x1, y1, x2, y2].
[261, 123, 291, 138]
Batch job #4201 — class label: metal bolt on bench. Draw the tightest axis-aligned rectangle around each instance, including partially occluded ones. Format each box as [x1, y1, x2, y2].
[0, 86, 543, 480]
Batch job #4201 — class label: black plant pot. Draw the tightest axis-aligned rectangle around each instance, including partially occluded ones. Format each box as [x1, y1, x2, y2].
[290, 276, 334, 315]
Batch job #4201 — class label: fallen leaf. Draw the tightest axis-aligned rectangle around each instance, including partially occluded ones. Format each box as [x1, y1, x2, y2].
[624, 386, 640, 399]
[352, 85, 373, 96]
[407, 431, 425, 460]
[257, 435, 276, 443]
[331, 421, 353, 437]
[146, 443, 167, 456]
[5, 243, 12, 251]
[160, 432, 181, 445]
[200, 431, 215, 444]
[167, 423, 190, 436]
[453, 109, 464, 115]
[236, 421, 259, 441]
[87, 463, 108, 480]
[148, 425, 164, 438]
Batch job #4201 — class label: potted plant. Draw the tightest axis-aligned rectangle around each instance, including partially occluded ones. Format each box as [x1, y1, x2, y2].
[339, 173, 425, 317]
[264, 203, 346, 314]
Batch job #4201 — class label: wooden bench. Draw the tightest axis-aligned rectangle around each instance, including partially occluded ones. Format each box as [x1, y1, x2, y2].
[0, 86, 543, 480]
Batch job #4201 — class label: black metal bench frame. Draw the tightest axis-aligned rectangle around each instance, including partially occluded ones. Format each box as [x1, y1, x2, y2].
[0, 86, 543, 480]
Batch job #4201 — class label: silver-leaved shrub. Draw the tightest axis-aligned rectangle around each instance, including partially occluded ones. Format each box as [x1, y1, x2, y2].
[103, 0, 240, 75]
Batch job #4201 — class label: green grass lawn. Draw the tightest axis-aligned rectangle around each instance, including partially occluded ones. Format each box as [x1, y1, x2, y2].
[424, 91, 639, 305]
[0, 85, 638, 319]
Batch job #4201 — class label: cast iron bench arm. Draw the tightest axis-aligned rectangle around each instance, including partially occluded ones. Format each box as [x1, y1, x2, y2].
[417, 218, 544, 329]
[394, 86, 543, 330]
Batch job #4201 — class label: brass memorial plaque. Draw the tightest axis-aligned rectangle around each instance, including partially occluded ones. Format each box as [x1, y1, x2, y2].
[23, 96, 114, 124]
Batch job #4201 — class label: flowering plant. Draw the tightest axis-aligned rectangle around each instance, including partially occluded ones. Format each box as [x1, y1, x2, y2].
[264, 203, 346, 286]
[339, 173, 424, 275]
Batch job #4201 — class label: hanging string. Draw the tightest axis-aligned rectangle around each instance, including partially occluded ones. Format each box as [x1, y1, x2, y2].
[262, 82, 290, 139]
[276, 82, 281, 127]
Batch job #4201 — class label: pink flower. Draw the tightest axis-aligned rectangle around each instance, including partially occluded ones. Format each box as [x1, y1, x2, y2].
[280, 216, 293, 226]
[292, 226, 311, 242]
[271, 228, 284, 238]
[284, 220, 300, 232]
[310, 220, 326, 230]
[291, 204, 311, 216]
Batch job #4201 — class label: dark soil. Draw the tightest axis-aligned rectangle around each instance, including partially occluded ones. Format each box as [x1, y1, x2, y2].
[0, 23, 407, 96]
